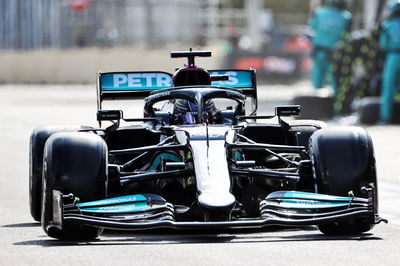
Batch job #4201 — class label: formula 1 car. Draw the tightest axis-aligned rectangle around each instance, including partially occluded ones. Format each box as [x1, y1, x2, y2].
[29, 50, 386, 240]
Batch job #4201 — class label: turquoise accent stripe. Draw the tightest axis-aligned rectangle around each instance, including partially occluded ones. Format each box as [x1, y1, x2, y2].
[80, 202, 150, 214]
[77, 195, 147, 208]
[267, 191, 353, 202]
[210, 70, 253, 88]
[278, 199, 349, 209]
[149, 153, 181, 171]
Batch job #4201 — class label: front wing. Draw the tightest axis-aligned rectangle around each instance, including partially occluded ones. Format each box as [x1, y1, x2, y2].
[47, 188, 386, 233]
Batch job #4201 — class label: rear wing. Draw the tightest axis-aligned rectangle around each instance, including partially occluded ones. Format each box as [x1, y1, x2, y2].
[97, 71, 173, 109]
[97, 69, 257, 113]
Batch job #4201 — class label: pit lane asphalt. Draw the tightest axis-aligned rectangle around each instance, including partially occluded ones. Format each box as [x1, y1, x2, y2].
[1, 83, 399, 266]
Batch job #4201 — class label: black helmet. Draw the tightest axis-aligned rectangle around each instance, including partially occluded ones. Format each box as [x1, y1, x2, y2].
[172, 67, 211, 87]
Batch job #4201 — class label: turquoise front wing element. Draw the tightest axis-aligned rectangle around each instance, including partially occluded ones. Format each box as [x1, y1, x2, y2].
[270, 191, 354, 202]
[100, 72, 173, 91]
[277, 199, 350, 209]
[79, 202, 151, 214]
[210, 70, 253, 88]
[77, 195, 147, 208]
[265, 191, 358, 209]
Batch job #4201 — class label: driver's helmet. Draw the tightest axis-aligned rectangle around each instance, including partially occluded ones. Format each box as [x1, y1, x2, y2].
[172, 67, 211, 87]
[172, 66, 213, 124]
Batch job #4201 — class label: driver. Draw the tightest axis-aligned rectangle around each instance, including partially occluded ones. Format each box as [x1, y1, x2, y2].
[173, 99, 216, 124]
[172, 66, 216, 124]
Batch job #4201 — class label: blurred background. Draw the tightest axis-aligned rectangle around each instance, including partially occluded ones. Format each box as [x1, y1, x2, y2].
[2, 3, 400, 262]
[0, 0, 389, 84]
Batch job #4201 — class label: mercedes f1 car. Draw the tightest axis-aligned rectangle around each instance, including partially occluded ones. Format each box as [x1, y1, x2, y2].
[29, 50, 386, 240]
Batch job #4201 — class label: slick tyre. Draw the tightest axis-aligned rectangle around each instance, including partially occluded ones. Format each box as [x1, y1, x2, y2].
[289, 120, 327, 146]
[29, 126, 90, 221]
[309, 127, 377, 235]
[41, 132, 107, 240]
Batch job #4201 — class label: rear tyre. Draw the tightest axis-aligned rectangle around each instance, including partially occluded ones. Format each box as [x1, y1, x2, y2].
[309, 127, 377, 235]
[41, 132, 107, 240]
[289, 120, 327, 147]
[29, 126, 90, 221]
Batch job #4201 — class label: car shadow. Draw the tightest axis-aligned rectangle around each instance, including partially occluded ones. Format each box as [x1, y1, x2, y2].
[12, 226, 383, 247]
[2, 222, 40, 228]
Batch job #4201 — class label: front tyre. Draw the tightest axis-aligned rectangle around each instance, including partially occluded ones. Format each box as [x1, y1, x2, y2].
[29, 126, 90, 221]
[309, 127, 377, 235]
[41, 132, 107, 240]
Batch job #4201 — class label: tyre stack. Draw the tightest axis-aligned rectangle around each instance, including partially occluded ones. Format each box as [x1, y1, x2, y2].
[291, 88, 334, 120]
[355, 97, 400, 124]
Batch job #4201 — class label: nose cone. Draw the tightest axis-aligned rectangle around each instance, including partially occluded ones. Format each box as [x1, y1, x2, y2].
[184, 126, 236, 218]
[198, 191, 236, 209]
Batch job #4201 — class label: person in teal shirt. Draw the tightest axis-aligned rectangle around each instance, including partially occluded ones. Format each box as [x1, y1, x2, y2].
[379, 1, 400, 124]
[308, 0, 352, 92]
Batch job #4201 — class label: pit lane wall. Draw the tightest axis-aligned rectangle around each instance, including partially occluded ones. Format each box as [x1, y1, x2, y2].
[0, 47, 222, 84]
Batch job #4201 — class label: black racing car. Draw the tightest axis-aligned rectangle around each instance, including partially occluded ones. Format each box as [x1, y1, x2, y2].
[29, 50, 386, 240]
